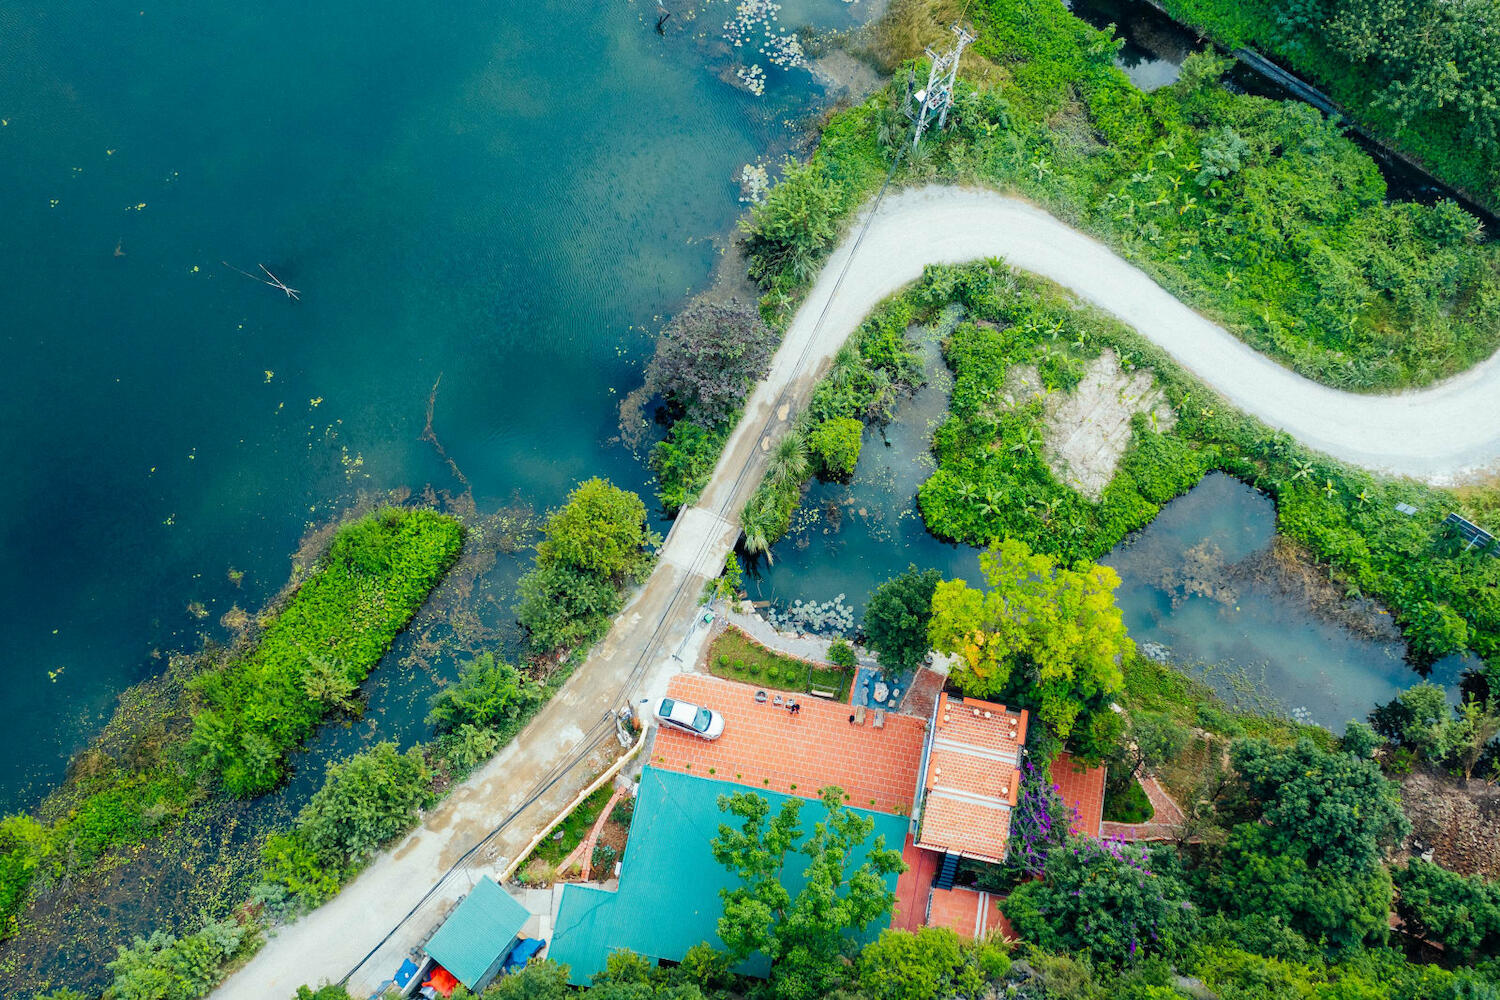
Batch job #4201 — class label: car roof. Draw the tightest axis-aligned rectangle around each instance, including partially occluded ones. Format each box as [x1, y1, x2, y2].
[665, 699, 701, 725]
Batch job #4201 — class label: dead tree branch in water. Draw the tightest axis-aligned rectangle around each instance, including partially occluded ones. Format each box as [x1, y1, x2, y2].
[421, 373, 471, 490]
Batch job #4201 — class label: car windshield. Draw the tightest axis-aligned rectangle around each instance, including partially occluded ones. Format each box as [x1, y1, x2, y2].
[693, 708, 713, 732]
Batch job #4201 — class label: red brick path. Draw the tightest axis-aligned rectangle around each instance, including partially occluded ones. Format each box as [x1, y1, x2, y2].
[1100, 774, 1187, 842]
[1051, 752, 1107, 838]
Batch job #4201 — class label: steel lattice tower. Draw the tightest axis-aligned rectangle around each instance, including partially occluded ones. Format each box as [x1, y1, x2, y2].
[907, 24, 976, 148]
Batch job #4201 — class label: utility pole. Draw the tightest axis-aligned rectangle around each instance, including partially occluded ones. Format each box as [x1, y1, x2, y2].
[907, 24, 975, 148]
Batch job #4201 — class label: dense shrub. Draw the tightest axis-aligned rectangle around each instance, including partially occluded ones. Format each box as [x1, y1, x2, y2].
[261, 742, 435, 910]
[105, 917, 259, 1000]
[1393, 859, 1500, 961]
[517, 478, 652, 658]
[1003, 838, 1194, 966]
[862, 565, 941, 675]
[426, 654, 546, 738]
[808, 417, 865, 479]
[188, 508, 462, 797]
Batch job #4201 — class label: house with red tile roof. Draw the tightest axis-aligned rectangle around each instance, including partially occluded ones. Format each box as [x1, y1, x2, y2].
[913, 693, 1028, 879]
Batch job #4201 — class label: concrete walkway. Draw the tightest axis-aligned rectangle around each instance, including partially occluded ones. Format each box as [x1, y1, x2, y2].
[791, 186, 1500, 483]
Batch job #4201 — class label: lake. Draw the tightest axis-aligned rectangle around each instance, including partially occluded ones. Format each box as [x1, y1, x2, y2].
[0, 0, 867, 812]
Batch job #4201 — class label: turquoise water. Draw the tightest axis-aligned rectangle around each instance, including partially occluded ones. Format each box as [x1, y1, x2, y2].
[0, 0, 865, 810]
[752, 331, 1472, 729]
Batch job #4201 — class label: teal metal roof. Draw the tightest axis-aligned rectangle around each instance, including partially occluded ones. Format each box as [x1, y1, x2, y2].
[549, 767, 908, 986]
[426, 875, 529, 988]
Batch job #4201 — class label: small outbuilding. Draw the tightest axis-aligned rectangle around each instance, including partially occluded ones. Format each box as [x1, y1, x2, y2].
[424, 875, 532, 993]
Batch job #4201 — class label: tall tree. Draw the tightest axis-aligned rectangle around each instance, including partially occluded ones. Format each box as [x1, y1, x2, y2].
[535, 478, 652, 582]
[711, 787, 905, 1000]
[863, 565, 942, 675]
[927, 539, 1129, 738]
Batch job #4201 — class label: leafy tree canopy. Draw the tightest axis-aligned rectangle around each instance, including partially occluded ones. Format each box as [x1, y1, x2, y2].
[294, 741, 434, 864]
[1003, 838, 1194, 967]
[711, 786, 905, 1000]
[426, 653, 546, 737]
[862, 565, 942, 675]
[633, 300, 777, 433]
[928, 539, 1128, 738]
[536, 478, 651, 582]
[1393, 859, 1500, 962]
[1229, 738, 1409, 875]
[857, 927, 1009, 1000]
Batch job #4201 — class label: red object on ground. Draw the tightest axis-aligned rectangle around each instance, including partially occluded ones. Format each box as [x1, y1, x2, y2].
[423, 966, 459, 997]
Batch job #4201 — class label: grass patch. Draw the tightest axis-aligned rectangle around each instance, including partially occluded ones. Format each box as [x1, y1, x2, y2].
[524, 784, 614, 871]
[707, 626, 852, 700]
[189, 508, 464, 797]
[1102, 778, 1155, 824]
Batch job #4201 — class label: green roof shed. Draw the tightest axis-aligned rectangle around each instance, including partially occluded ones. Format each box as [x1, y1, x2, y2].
[425, 875, 531, 991]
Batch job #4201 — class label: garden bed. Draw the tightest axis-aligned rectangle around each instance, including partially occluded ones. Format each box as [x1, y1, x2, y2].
[1102, 777, 1155, 824]
[516, 784, 615, 885]
[706, 625, 852, 700]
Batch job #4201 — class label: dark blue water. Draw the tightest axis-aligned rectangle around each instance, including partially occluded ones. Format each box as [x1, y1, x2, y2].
[0, 0, 866, 811]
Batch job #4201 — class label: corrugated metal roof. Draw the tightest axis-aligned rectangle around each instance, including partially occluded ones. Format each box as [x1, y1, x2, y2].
[425, 875, 529, 988]
[549, 766, 908, 986]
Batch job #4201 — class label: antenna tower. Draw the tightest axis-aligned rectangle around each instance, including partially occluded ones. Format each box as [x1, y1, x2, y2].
[907, 24, 975, 148]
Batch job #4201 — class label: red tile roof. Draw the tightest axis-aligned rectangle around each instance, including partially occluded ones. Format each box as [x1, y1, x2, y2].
[650, 674, 927, 815]
[914, 693, 1027, 863]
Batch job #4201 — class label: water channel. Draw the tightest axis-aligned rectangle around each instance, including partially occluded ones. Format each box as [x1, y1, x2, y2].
[753, 326, 1473, 730]
[1066, 0, 1499, 226]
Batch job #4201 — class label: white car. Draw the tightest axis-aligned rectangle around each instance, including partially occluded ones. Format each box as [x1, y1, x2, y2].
[653, 696, 725, 740]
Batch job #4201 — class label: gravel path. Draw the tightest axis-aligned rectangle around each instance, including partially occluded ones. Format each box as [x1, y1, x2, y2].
[814, 186, 1500, 483]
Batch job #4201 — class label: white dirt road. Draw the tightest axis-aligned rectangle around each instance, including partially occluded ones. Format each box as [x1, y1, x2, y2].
[217, 182, 1498, 1000]
[804, 186, 1500, 483]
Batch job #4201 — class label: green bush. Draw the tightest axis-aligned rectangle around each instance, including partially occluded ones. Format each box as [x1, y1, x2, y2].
[426, 654, 546, 738]
[1393, 859, 1500, 961]
[827, 638, 857, 671]
[105, 917, 259, 1000]
[294, 742, 434, 864]
[188, 508, 462, 797]
[0, 814, 50, 935]
[808, 417, 865, 480]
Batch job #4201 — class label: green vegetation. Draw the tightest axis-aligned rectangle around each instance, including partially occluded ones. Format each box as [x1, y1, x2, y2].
[708, 626, 851, 699]
[260, 742, 436, 910]
[740, 295, 924, 556]
[711, 785, 905, 1000]
[857, 927, 1010, 1000]
[1158, 0, 1500, 214]
[745, 0, 1500, 392]
[1005, 839, 1194, 966]
[861, 565, 941, 675]
[189, 508, 463, 797]
[1393, 859, 1500, 962]
[929, 539, 1129, 753]
[807, 416, 864, 479]
[105, 917, 261, 1000]
[426, 653, 547, 738]
[1370, 680, 1500, 782]
[1100, 778, 1153, 824]
[516, 478, 654, 659]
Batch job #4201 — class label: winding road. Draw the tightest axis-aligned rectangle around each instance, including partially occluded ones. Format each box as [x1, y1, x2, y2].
[807, 186, 1500, 484]
[216, 183, 1499, 1000]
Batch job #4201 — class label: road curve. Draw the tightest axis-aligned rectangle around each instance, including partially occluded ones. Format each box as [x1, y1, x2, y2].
[823, 186, 1500, 483]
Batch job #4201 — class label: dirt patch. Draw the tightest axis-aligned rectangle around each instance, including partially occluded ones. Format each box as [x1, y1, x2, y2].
[1009, 350, 1174, 500]
[1397, 768, 1500, 879]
